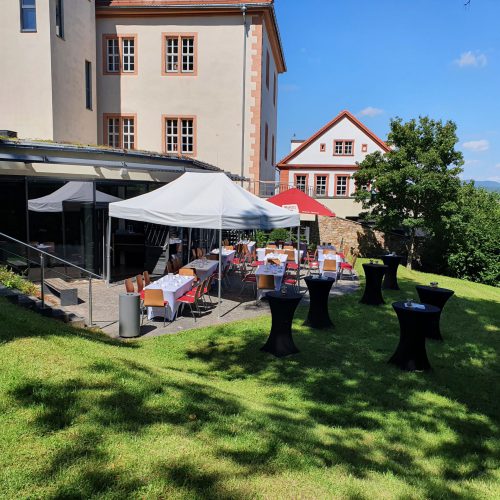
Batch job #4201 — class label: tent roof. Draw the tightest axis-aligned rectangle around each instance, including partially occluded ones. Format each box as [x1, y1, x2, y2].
[109, 172, 300, 229]
[267, 188, 336, 217]
[28, 181, 122, 212]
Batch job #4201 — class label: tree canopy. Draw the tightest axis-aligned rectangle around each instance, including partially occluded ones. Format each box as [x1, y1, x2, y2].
[353, 116, 464, 268]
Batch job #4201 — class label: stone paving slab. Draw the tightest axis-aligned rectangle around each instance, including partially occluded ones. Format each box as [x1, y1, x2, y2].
[57, 272, 359, 340]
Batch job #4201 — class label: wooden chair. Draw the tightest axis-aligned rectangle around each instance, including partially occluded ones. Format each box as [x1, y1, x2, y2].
[179, 268, 196, 280]
[323, 258, 338, 281]
[124, 278, 134, 293]
[267, 244, 277, 249]
[268, 258, 281, 266]
[141, 289, 169, 327]
[285, 249, 299, 271]
[257, 274, 276, 302]
[136, 275, 144, 295]
[143, 271, 151, 286]
[196, 248, 204, 258]
[165, 261, 174, 274]
[191, 249, 198, 260]
[306, 250, 320, 276]
[178, 282, 204, 321]
[239, 268, 257, 296]
[284, 245, 294, 250]
[224, 245, 234, 251]
[323, 249, 337, 256]
[275, 249, 285, 255]
[265, 248, 275, 256]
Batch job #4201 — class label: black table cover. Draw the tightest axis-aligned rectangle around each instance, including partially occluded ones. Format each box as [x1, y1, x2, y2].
[389, 301, 440, 371]
[261, 291, 302, 357]
[360, 263, 388, 305]
[416, 285, 455, 341]
[303, 276, 334, 329]
[381, 255, 402, 290]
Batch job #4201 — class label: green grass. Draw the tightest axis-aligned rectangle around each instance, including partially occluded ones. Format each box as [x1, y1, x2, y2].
[0, 262, 499, 499]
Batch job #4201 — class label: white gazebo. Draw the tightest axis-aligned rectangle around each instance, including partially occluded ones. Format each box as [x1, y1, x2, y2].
[107, 172, 300, 314]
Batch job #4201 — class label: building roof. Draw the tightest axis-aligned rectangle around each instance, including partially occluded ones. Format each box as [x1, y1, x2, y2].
[0, 138, 246, 181]
[96, 0, 286, 73]
[277, 110, 391, 167]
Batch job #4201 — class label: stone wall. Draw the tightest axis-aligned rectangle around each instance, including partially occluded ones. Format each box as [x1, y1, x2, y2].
[314, 216, 408, 258]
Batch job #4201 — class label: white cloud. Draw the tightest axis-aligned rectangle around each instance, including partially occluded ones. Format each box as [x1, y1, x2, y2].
[281, 83, 300, 93]
[454, 50, 487, 68]
[463, 159, 480, 166]
[462, 140, 489, 152]
[358, 107, 384, 118]
[496, 163, 500, 169]
[486, 176, 500, 182]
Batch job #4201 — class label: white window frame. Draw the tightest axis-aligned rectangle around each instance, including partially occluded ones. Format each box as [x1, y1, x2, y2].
[163, 34, 197, 75]
[105, 115, 135, 150]
[336, 176, 348, 197]
[106, 38, 120, 73]
[315, 175, 328, 196]
[295, 175, 307, 192]
[122, 38, 135, 73]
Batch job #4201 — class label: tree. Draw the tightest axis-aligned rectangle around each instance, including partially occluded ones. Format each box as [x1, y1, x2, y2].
[443, 182, 500, 286]
[353, 117, 464, 269]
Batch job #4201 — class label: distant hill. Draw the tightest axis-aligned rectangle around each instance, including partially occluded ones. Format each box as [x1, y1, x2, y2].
[465, 180, 500, 193]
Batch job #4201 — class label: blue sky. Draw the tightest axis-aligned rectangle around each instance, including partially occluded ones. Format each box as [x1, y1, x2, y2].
[274, 0, 500, 182]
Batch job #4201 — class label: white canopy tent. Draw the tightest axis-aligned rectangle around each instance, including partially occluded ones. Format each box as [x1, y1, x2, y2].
[28, 181, 121, 212]
[107, 172, 300, 316]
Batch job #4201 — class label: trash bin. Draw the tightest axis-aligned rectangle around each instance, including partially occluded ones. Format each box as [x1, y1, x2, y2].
[119, 292, 140, 338]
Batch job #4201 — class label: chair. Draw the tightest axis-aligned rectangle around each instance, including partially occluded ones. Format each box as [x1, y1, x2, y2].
[196, 248, 204, 259]
[268, 258, 281, 266]
[323, 249, 337, 256]
[136, 274, 144, 297]
[178, 282, 204, 321]
[124, 278, 134, 293]
[143, 271, 151, 286]
[224, 245, 234, 251]
[283, 274, 298, 292]
[267, 244, 277, 249]
[265, 248, 275, 256]
[179, 267, 197, 280]
[166, 261, 175, 274]
[275, 249, 285, 255]
[285, 249, 299, 271]
[208, 254, 218, 261]
[141, 289, 169, 327]
[191, 249, 198, 260]
[306, 250, 320, 276]
[323, 258, 338, 281]
[239, 269, 257, 296]
[284, 245, 294, 250]
[339, 254, 358, 281]
[256, 274, 276, 302]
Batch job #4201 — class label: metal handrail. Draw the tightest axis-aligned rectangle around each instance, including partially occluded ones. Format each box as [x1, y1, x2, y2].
[0, 231, 102, 279]
[0, 230, 101, 326]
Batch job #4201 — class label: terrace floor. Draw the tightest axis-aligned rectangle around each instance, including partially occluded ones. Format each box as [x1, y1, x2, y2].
[56, 272, 359, 339]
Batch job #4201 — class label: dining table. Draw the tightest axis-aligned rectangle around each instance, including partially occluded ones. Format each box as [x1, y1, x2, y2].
[256, 248, 303, 264]
[360, 263, 387, 305]
[389, 301, 441, 371]
[145, 274, 195, 321]
[238, 240, 256, 255]
[211, 248, 236, 268]
[381, 254, 402, 290]
[255, 263, 286, 299]
[416, 285, 455, 340]
[303, 276, 335, 328]
[183, 258, 219, 281]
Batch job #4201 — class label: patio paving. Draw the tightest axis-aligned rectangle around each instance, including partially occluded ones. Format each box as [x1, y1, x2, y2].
[57, 272, 359, 340]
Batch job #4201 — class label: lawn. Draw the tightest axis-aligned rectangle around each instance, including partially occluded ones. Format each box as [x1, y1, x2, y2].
[0, 263, 499, 499]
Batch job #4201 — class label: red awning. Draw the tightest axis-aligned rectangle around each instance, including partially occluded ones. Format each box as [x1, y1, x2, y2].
[267, 188, 336, 217]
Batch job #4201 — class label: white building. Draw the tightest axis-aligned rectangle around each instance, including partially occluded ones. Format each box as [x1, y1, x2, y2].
[277, 110, 390, 218]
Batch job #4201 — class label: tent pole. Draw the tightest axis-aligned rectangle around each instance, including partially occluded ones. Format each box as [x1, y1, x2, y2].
[62, 210, 67, 275]
[106, 215, 112, 285]
[218, 227, 222, 319]
[188, 228, 192, 263]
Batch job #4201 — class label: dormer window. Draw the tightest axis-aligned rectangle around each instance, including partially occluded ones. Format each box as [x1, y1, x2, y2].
[334, 140, 354, 156]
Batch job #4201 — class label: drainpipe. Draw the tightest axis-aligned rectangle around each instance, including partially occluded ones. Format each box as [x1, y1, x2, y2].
[240, 5, 247, 186]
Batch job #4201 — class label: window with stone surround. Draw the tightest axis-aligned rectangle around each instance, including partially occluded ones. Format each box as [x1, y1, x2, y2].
[104, 35, 137, 74]
[104, 115, 136, 150]
[164, 117, 196, 155]
[163, 34, 197, 75]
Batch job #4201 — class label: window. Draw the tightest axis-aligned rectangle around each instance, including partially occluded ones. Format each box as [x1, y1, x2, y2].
[264, 123, 269, 161]
[273, 73, 277, 106]
[335, 175, 349, 197]
[20, 0, 36, 32]
[85, 61, 92, 110]
[55, 0, 64, 38]
[362, 144, 368, 153]
[295, 175, 307, 192]
[266, 51, 270, 89]
[163, 34, 197, 75]
[315, 175, 328, 196]
[334, 140, 354, 156]
[320, 143, 326, 152]
[104, 115, 136, 150]
[163, 117, 196, 155]
[104, 35, 137, 74]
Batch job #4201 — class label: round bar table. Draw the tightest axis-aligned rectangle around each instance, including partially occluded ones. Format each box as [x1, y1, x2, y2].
[360, 263, 388, 305]
[389, 301, 440, 371]
[416, 285, 454, 341]
[381, 254, 402, 290]
[261, 291, 302, 358]
[303, 276, 334, 329]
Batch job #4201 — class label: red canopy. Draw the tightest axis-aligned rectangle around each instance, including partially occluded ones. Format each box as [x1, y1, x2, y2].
[267, 188, 336, 217]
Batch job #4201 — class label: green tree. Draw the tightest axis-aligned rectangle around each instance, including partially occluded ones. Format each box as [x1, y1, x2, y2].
[444, 182, 500, 286]
[354, 116, 464, 268]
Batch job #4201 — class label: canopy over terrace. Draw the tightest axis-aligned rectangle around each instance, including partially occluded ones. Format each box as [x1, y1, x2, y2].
[267, 188, 336, 218]
[108, 172, 300, 315]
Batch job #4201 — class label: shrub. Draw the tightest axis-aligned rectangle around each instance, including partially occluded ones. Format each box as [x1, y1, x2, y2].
[0, 266, 38, 296]
[268, 228, 289, 243]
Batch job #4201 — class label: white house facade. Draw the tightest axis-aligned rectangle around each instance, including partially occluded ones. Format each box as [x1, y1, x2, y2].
[277, 110, 390, 218]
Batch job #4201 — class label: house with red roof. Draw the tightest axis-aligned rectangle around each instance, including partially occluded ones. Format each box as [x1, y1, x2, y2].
[276, 110, 390, 219]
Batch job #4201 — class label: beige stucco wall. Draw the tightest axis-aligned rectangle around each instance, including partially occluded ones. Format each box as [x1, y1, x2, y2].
[50, 0, 97, 144]
[96, 14, 249, 177]
[317, 197, 364, 219]
[0, 0, 54, 139]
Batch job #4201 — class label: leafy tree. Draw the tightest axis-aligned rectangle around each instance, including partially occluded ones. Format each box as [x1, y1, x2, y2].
[353, 116, 464, 268]
[443, 182, 500, 286]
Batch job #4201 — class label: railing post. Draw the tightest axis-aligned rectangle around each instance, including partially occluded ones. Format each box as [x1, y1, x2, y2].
[88, 277, 93, 327]
[40, 254, 45, 309]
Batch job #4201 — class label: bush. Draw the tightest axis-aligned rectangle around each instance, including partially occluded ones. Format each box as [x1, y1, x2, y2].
[268, 228, 290, 243]
[0, 266, 38, 296]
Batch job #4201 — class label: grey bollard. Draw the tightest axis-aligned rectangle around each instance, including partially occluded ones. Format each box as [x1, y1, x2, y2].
[119, 292, 140, 338]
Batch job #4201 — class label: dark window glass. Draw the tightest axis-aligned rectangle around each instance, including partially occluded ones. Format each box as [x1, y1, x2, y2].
[20, 0, 37, 32]
[85, 61, 92, 110]
[55, 0, 64, 38]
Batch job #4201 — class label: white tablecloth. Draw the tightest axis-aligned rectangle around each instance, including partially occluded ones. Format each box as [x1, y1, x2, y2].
[318, 254, 342, 274]
[145, 274, 195, 321]
[183, 259, 219, 281]
[255, 264, 285, 299]
[211, 249, 236, 267]
[317, 246, 337, 260]
[256, 248, 303, 264]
